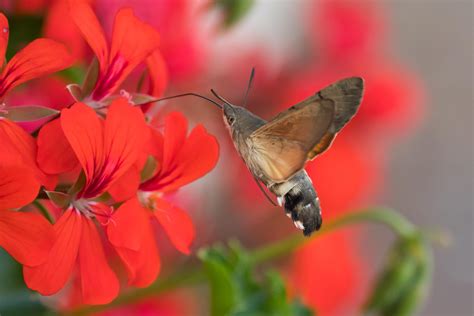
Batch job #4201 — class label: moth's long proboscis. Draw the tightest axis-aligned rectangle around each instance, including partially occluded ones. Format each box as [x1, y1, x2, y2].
[150, 92, 223, 109]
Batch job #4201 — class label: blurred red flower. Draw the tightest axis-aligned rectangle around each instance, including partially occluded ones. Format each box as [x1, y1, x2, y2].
[312, 0, 386, 62]
[94, 0, 208, 82]
[97, 292, 195, 316]
[289, 230, 367, 316]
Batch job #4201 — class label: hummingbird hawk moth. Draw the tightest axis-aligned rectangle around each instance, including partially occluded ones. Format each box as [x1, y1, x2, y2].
[155, 70, 364, 236]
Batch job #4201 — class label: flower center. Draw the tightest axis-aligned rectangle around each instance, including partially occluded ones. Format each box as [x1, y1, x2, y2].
[138, 191, 163, 210]
[72, 199, 94, 216]
[72, 199, 115, 225]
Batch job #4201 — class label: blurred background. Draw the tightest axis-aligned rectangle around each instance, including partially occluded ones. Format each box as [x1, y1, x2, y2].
[0, 0, 472, 315]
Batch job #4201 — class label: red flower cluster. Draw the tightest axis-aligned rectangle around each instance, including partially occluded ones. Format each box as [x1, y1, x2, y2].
[0, 2, 218, 306]
[0, 0, 424, 313]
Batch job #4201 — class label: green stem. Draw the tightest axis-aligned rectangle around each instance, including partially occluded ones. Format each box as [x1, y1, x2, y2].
[71, 207, 415, 314]
[32, 200, 55, 224]
[252, 207, 416, 263]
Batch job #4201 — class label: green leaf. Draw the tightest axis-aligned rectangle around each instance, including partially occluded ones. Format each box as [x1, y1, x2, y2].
[364, 233, 432, 316]
[130, 93, 158, 105]
[82, 58, 99, 98]
[198, 247, 236, 316]
[198, 241, 315, 316]
[6, 15, 43, 61]
[214, 0, 255, 28]
[141, 156, 158, 182]
[68, 172, 86, 196]
[0, 250, 48, 316]
[45, 191, 71, 210]
[67, 84, 84, 102]
[59, 66, 86, 84]
[4, 106, 59, 123]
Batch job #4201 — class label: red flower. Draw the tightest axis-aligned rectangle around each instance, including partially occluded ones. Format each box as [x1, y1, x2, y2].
[97, 292, 195, 316]
[69, 1, 165, 102]
[44, 0, 91, 61]
[94, 0, 207, 82]
[0, 12, 73, 100]
[289, 231, 367, 316]
[107, 112, 219, 285]
[311, 0, 386, 61]
[25, 99, 149, 305]
[0, 164, 54, 267]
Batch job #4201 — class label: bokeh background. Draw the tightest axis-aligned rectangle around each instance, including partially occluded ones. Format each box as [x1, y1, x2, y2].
[210, 1, 474, 315]
[368, 2, 473, 315]
[0, 0, 472, 315]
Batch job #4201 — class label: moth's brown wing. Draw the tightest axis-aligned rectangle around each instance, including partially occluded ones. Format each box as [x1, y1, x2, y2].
[308, 77, 364, 159]
[250, 98, 335, 182]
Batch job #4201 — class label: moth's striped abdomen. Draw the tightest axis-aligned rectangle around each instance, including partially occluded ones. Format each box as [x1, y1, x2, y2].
[270, 171, 322, 236]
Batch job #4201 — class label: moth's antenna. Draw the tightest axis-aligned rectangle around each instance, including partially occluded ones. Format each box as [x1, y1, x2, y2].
[242, 67, 255, 108]
[210, 89, 233, 106]
[152, 93, 222, 109]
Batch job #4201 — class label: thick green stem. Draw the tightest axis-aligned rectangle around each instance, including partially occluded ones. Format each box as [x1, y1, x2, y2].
[252, 207, 416, 263]
[70, 207, 415, 315]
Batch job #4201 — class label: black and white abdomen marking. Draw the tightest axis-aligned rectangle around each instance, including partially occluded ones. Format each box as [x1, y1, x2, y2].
[269, 170, 322, 236]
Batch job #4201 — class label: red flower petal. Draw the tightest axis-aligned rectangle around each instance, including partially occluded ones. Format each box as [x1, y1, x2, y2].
[69, 0, 108, 70]
[0, 118, 37, 166]
[152, 197, 195, 254]
[24, 209, 82, 296]
[140, 50, 168, 113]
[37, 118, 79, 175]
[119, 225, 160, 288]
[61, 99, 148, 198]
[0, 118, 56, 189]
[91, 8, 160, 100]
[45, 0, 87, 61]
[141, 113, 219, 192]
[108, 198, 146, 251]
[140, 113, 185, 191]
[0, 164, 39, 209]
[100, 98, 149, 193]
[160, 112, 187, 173]
[109, 8, 160, 69]
[77, 217, 119, 305]
[60, 102, 104, 193]
[0, 13, 8, 65]
[0, 39, 73, 98]
[146, 126, 164, 167]
[0, 210, 53, 266]
[108, 198, 160, 287]
[89, 202, 114, 226]
[146, 50, 168, 98]
[161, 124, 219, 193]
[108, 167, 141, 202]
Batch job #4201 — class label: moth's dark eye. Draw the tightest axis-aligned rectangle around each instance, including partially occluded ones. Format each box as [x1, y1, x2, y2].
[228, 117, 235, 125]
